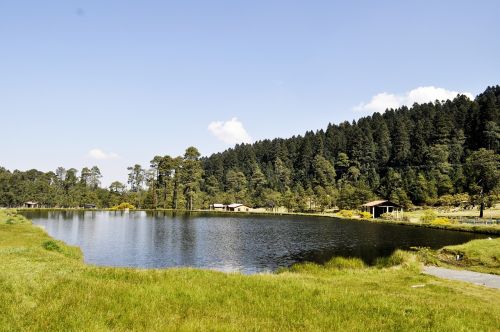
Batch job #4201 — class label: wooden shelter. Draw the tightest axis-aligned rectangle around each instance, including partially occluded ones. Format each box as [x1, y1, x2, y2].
[210, 204, 226, 211]
[361, 200, 403, 219]
[24, 201, 39, 208]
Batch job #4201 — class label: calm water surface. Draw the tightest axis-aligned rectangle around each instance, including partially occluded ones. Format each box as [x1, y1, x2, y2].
[24, 210, 486, 274]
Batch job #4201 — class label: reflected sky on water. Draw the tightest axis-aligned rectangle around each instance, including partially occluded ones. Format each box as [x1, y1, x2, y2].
[24, 210, 487, 274]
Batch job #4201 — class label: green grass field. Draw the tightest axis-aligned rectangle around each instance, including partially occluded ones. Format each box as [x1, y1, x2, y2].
[404, 204, 500, 222]
[1, 210, 499, 331]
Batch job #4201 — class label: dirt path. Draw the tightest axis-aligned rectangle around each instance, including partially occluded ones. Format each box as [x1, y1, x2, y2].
[423, 266, 500, 289]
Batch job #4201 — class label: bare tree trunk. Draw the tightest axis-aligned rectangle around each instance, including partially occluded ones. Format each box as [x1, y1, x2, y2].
[479, 189, 484, 218]
[479, 188, 484, 218]
[172, 180, 178, 209]
[152, 182, 157, 209]
[163, 182, 168, 209]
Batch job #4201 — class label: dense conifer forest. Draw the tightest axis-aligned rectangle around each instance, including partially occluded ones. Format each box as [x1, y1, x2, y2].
[1, 86, 499, 212]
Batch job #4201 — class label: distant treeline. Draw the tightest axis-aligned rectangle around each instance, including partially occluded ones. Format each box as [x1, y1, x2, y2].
[1, 86, 499, 213]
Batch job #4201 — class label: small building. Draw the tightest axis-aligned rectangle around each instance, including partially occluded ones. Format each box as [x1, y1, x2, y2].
[227, 203, 251, 212]
[24, 201, 39, 208]
[210, 203, 226, 211]
[361, 200, 403, 219]
[83, 204, 96, 209]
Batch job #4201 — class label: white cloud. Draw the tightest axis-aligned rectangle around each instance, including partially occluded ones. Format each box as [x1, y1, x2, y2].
[353, 86, 473, 113]
[208, 117, 253, 145]
[87, 148, 119, 160]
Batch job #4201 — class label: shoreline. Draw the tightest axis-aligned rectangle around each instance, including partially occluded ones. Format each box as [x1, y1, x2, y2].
[18, 207, 500, 235]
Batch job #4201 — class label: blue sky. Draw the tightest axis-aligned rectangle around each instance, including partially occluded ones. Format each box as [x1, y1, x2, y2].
[1, 0, 499, 185]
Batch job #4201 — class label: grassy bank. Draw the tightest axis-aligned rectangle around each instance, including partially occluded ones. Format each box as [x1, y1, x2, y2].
[370, 217, 500, 235]
[1, 210, 499, 331]
[418, 238, 500, 275]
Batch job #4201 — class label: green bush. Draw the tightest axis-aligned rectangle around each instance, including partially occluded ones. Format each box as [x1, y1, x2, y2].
[337, 210, 354, 218]
[431, 217, 452, 225]
[380, 212, 396, 220]
[42, 240, 62, 252]
[420, 209, 437, 223]
[358, 211, 372, 219]
[437, 194, 454, 206]
[110, 203, 136, 211]
[437, 193, 471, 207]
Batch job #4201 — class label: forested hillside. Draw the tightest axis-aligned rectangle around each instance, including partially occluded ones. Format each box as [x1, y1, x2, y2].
[201, 86, 500, 211]
[1, 86, 499, 211]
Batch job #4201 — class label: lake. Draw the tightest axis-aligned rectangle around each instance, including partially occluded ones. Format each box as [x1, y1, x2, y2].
[24, 210, 486, 274]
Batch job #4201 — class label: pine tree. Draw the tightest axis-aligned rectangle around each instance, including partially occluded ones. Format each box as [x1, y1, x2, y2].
[181, 147, 203, 210]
